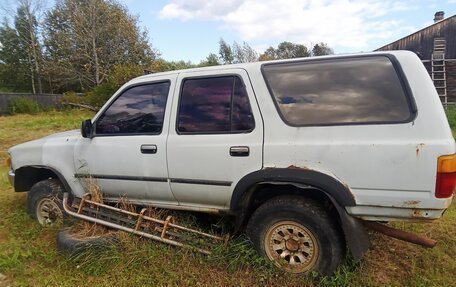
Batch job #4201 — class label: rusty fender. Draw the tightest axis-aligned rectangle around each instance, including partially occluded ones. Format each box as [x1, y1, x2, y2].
[363, 221, 437, 248]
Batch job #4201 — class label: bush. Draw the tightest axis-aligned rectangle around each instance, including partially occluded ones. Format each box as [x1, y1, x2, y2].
[7, 97, 44, 114]
[59, 91, 89, 110]
[85, 82, 118, 108]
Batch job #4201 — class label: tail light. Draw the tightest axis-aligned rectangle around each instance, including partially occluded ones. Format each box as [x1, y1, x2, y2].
[436, 154, 456, 198]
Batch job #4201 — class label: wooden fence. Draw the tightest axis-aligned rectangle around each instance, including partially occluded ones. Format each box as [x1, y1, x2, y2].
[0, 93, 63, 114]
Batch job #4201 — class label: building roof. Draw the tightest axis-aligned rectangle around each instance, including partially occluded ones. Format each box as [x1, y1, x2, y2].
[375, 14, 456, 51]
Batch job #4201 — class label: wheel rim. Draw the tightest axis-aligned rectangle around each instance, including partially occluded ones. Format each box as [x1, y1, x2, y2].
[36, 197, 63, 225]
[264, 220, 319, 273]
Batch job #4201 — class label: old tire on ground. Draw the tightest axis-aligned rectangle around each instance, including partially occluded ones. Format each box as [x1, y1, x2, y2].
[27, 179, 67, 225]
[56, 228, 118, 254]
[246, 196, 345, 276]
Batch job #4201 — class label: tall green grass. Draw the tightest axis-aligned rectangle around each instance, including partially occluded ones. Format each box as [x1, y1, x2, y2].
[445, 106, 456, 129]
[7, 97, 45, 115]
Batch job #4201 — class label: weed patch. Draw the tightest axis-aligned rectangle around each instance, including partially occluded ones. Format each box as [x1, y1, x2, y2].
[7, 97, 45, 115]
[0, 110, 455, 286]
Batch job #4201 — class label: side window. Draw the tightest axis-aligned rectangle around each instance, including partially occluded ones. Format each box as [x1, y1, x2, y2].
[177, 76, 255, 134]
[96, 82, 170, 135]
[262, 56, 413, 126]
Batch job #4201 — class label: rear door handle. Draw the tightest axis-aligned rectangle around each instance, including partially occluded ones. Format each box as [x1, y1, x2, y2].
[230, 146, 249, 157]
[141, 144, 157, 154]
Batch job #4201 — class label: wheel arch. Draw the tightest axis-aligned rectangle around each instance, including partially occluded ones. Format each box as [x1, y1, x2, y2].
[230, 168, 370, 260]
[14, 165, 71, 193]
[230, 168, 356, 212]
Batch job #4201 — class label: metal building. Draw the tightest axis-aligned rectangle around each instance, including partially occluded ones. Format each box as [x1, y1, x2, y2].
[376, 12, 456, 104]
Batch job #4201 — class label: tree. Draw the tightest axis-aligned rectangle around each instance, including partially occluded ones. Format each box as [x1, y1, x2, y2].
[150, 59, 196, 72]
[218, 38, 257, 64]
[43, 0, 156, 92]
[0, 20, 29, 91]
[312, 43, 334, 56]
[199, 53, 219, 67]
[0, 0, 45, 93]
[14, 0, 44, 93]
[233, 41, 258, 63]
[259, 41, 310, 60]
[218, 38, 234, 64]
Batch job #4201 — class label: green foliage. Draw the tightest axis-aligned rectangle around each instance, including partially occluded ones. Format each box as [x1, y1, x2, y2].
[42, 0, 156, 92]
[0, 86, 15, 93]
[312, 42, 334, 56]
[85, 83, 118, 108]
[218, 38, 235, 64]
[0, 110, 456, 286]
[60, 64, 145, 109]
[60, 91, 84, 106]
[199, 53, 220, 67]
[150, 59, 196, 72]
[216, 38, 258, 64]
[445, 106, 456, 129]
[107, 64, 144, 87]
[0, 21, 30, 92]
[210, 236, 275, 273]
[259, 41, 311, 60]
[7, 97, 44, 114]
[14, 2, 44, 94]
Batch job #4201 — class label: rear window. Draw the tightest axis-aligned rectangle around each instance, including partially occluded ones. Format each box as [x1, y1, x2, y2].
[262, 56, 413, 126]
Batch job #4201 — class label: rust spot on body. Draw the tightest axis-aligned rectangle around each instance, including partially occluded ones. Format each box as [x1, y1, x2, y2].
[412, 209, 424, 217]
[287, 165, 311, 170]
[416, 143, 425, 157]
[403, 200, 421, 207]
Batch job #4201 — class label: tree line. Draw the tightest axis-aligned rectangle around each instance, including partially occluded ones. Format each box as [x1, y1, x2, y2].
[0, 0, 333, 95]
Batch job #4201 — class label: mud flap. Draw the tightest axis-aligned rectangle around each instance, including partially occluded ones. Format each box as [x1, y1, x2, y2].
[328, 196, 370, 260]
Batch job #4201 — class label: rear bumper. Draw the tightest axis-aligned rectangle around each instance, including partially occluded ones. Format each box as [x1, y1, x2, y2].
[8, 169, 15, 187]
[346, 205, 448, 222]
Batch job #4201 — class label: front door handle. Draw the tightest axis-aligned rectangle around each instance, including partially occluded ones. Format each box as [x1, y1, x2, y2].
[230, 146, 249, 157]
[141, 144, 157, 154]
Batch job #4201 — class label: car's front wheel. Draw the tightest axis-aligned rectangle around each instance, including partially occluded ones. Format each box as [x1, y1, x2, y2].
[246, 195, 345, 276]
[27, 179, 66, 225]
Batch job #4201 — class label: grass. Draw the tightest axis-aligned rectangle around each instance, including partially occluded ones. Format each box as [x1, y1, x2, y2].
[0, 109, 455, 286]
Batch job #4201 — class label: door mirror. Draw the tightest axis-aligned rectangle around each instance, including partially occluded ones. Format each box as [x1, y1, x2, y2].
[81, 119, 93, 138]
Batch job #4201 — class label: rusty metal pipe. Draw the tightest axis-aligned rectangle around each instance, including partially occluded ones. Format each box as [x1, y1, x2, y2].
[63, 193, 213, 255]
[76, 193, 225, 241]
[363, 221, 437, 248]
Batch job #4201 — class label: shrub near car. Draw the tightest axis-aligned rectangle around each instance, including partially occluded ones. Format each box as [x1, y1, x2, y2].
[7, 51, 455, 275]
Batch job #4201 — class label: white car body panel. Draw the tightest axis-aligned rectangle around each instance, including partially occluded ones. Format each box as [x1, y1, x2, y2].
[244, 51, 454, 220]
[166, 68, 264, 209]
[72, 74, 178, 205]
[7, 51, 454, 221]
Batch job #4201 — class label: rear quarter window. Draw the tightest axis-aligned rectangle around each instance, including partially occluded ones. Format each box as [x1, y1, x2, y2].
[262, 56, 414, 126]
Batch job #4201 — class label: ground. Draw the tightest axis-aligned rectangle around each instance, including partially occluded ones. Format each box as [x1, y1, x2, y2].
[0, 110, 455, 287]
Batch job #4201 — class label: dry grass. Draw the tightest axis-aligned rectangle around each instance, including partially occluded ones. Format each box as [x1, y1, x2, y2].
[0, 110, 455, 287]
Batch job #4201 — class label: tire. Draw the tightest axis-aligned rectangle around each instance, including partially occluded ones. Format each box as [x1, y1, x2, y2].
[27, 179, 67, 225]
[246, 196, 345, 276]
[56, 228, 118, 254]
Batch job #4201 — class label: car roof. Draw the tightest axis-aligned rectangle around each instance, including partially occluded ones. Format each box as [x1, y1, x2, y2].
[130, 50, 414, 83]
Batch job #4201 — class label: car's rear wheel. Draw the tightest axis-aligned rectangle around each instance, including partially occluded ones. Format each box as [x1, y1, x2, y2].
[27, 179, 66, 225]
[246, 195, 345, 276]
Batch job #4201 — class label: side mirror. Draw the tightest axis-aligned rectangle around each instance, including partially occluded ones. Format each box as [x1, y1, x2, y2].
[81, 119, 93, 138]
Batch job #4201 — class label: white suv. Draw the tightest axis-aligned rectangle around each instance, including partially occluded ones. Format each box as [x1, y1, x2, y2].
[7, 51, 455, 275]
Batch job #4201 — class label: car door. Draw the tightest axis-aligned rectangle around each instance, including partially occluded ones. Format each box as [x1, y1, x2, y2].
[166, 69, 264, 209]
[73, 75, 177, 205]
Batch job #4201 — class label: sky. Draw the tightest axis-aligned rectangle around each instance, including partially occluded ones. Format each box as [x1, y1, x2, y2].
[117, 0, 455, 63]
[2, 0, 456, 63]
